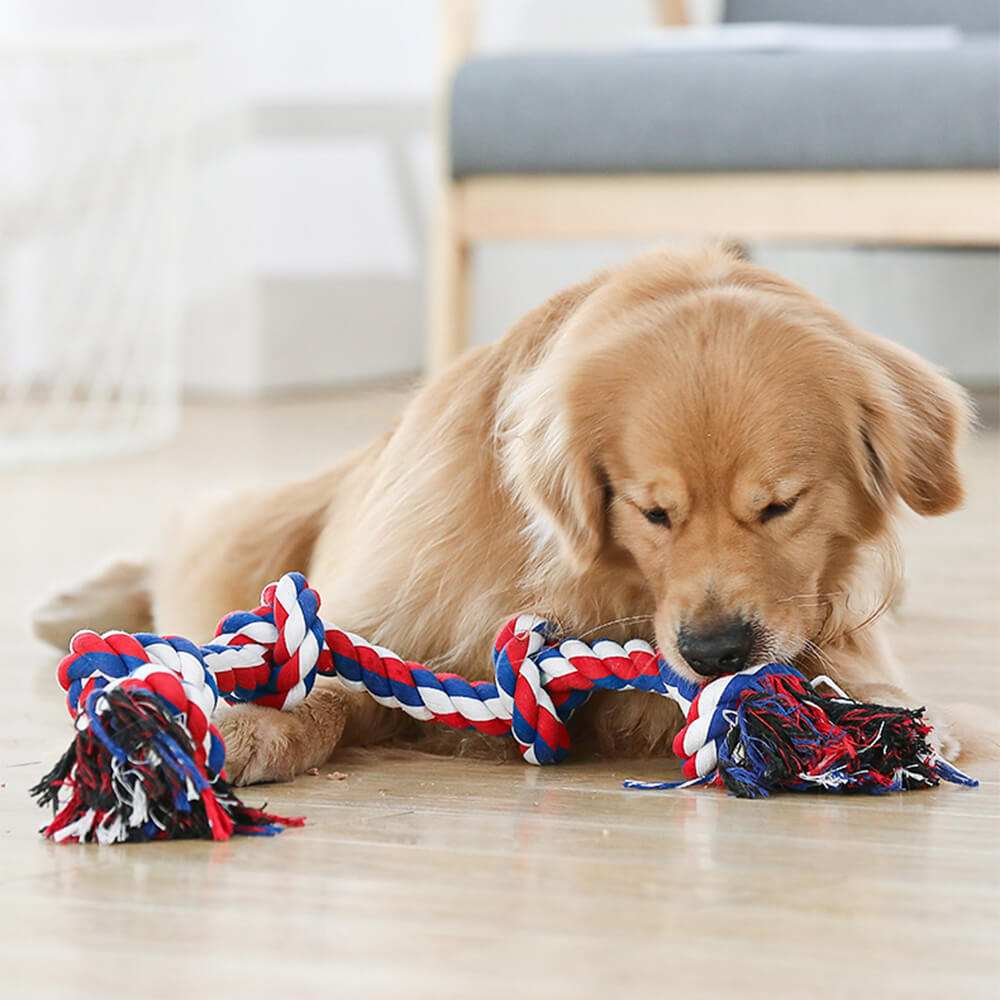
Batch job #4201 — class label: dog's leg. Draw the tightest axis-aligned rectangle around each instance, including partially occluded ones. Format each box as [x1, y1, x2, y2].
[33, 558, 154, 649]
[933, 703, 1000, 761]
[154, 435, 420, 782]
[33, 458, 354, 650]
[150, 436, 391, 641]
[152, 480, 337, 641]
[217, 679, 414, 785]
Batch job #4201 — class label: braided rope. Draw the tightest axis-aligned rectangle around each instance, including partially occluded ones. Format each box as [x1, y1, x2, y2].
[58, 572, 777, 777]
[50, 571, 979, 813]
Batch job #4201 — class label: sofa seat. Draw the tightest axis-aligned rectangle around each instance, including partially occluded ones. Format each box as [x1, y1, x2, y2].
[450, 41, 1000, 176]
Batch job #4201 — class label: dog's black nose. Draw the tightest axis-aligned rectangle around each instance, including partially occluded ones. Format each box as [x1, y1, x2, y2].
[678, 618, 755, 677]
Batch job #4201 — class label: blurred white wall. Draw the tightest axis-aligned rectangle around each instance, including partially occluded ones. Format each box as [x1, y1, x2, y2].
[1, 0, 437, 393]
[2, 0, 997, 394]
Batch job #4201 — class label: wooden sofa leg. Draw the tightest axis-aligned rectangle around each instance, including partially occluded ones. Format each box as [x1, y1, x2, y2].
[427, 189, 470, 376]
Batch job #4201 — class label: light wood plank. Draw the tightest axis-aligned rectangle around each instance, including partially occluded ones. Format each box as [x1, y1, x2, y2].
[456, 171, 1000, 244]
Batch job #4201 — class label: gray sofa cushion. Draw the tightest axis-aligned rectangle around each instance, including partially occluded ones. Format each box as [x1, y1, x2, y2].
[725, 1, 999, 35]
[450, 42, 1000, 177]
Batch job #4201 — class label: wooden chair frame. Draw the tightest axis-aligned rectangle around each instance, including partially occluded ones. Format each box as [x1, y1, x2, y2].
[426, 0, 1000, 373]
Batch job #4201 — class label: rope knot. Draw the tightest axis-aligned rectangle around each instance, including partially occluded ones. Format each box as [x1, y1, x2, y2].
[492, 615, 571, 765]
[212, 572, 326, 709]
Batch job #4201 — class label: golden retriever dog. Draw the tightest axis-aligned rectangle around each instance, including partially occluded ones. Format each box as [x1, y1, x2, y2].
[35, 248, 988, 784]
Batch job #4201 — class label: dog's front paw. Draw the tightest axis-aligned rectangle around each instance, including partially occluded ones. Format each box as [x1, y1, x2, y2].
[925, 703, 1000, 762]
[215, 688, 349, 786]
[922, 709, 960, 761]
[216, 705, 303, 786]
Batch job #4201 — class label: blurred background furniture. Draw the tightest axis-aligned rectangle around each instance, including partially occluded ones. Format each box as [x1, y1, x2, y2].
[0, 34, 193, 464]
[428, 0, 1000, 373]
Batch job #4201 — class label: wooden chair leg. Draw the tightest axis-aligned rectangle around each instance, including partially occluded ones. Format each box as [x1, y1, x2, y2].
[426, 188, 470, 376]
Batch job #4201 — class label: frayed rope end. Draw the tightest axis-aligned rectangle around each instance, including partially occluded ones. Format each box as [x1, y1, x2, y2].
[31, 686, 304, 844]
[718, 675, 978, 798]
[625, 672, 978, 798]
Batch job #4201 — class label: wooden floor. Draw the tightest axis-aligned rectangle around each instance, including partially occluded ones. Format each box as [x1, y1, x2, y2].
[2, 388, 998, 999]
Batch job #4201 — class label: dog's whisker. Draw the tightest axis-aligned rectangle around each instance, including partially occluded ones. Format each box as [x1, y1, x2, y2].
[841, 595, 894, 638]
[777, 592, 846, 604]
[578, 614, 655, 639]
[753, 626, 837, 677]
[750, 628, 785, 668]
[800, 637, 838, 676]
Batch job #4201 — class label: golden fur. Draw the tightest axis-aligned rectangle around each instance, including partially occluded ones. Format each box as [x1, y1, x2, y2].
[36, 249, 984, 783]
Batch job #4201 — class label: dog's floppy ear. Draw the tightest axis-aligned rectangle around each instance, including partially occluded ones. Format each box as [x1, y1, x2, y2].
[853, 333, 970, 516]
[502, 386, 607, 572]
[498, 277, 611, 572]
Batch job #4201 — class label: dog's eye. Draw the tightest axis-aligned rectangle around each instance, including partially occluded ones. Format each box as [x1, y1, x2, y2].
[760, 496, 799, 523]
[643, 507, 671, 527]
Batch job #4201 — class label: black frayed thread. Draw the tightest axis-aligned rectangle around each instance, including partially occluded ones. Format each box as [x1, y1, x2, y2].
[716, 675, 973, 799]
[31, 687, 303, 843]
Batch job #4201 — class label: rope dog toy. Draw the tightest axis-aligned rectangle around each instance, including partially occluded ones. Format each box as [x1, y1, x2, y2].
[33, 572, 977, 844]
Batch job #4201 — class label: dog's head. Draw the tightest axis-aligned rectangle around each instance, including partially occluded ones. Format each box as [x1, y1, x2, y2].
[501, 250, 969, 681]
